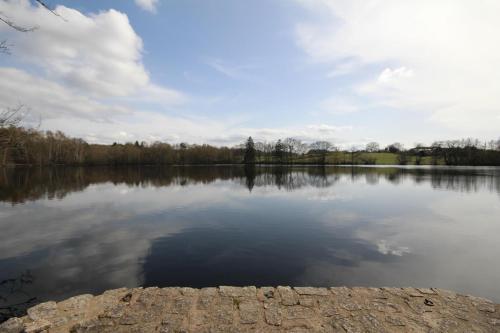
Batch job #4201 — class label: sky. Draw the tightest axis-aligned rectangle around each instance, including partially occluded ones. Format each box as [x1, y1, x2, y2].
[0, 0, 499, 148]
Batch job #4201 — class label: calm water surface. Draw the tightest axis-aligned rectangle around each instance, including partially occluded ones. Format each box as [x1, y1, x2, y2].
[1, 165, 500, 315]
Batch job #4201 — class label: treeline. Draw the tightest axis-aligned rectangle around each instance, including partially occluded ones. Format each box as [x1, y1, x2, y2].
[242, 137, 500, 166]
[428, 139, 500, 166]
[379, 139, 500, 166]
[0, 127, 244, 165]
[1, 125, 500, 166]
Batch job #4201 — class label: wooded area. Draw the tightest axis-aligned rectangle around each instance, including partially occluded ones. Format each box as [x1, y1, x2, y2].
[1, 120, 500, 166]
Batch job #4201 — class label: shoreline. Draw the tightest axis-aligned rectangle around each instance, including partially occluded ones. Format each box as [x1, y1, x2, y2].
[1, 286, 499, 332]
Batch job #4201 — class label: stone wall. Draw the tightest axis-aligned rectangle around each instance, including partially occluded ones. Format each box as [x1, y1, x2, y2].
[1, 286, 499, 332]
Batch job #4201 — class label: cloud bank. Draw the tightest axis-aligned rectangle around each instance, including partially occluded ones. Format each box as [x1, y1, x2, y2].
[0, 0, 189, 142]
[296, 0, 500, 134]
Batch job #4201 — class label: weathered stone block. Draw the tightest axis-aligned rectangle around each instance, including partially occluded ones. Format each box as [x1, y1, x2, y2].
[258, 287, 276, 301]
[264, 301, 282, 326]
[0, 317, 24, 333]
[219, 286, 256, 298]
[168, 297, 193, 315]
[59, 294, 94, 312]
[238, 300, 260, 324]
[283, 305, 315, 320]
[24, 319, 51, 333]
[27, 301, 58, 321]
[277, 286, 299, 306]
[2, 286, 499, 332]
[298, 296, 316, 308]
[294, 287, 329, 296]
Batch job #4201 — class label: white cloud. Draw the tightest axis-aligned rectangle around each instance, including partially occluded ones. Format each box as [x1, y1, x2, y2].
[225, 124, 353, 146]
[306, 124, 352, 134]
[0, 66, 351, 145]
[376, 240, 410, 257]
[134, 0, 159, 13]
[0, 0, 188, 141]
[0, 0, 182, 104]
[0, 0, 148, 97]
[0, 65, 192, 142]
[120, 83, 187, 106]
[42, 111, 229, 144]
[296, 0, 500, 135]
[377, 67, 413, 84]
[0, 67, 131, 121]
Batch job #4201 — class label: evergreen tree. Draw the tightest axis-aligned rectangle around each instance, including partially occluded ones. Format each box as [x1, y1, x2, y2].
[243, 136, 256, 164]
[274, 139, 284, 163]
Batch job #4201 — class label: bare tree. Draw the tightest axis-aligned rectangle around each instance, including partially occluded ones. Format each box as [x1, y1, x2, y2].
[295, 141, 309, 155]
[33, 0, 67, 21]
[0, 13, 37, 32]
[283, 137, 306, 163]
[309, 141, 333, 164]
[0, 105, 30, 165]
[365, 141, 380, 152]
[486, 140, 498, 150]
[309, 141, 332, 152]
[0, 105, 25, 128]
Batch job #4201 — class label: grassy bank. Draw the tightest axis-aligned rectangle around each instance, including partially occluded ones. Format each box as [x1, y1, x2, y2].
[257, 152, 440, 165]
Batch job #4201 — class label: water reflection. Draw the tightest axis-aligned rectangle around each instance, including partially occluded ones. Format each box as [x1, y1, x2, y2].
[1, 165, 500, 319]
[1, 165, 500, 204]
[0, 271, 36, 322]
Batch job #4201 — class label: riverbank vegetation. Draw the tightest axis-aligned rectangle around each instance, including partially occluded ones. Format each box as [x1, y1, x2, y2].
[1, 120, 500, 166]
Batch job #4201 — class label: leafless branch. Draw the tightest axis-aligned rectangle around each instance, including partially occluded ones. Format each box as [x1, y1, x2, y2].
[0, 105, 28, 128]
[0, 12, 38, 32]
[0, 40, 9, 54]
[35, 0, 67, 21]
[0, 1, 67, 57]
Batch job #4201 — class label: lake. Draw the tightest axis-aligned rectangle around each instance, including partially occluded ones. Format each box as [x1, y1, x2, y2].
[1, 165, 500, 318]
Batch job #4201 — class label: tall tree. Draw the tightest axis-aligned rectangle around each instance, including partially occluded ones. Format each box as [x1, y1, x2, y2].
[274, 139, 284, 164]
[243, 136, 256, 164]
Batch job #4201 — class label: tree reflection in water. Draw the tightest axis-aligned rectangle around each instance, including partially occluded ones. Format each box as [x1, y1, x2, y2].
[1, 166, 499, 204]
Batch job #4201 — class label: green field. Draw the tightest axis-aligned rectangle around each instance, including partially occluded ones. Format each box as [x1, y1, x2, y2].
[258, 152, 439, 165]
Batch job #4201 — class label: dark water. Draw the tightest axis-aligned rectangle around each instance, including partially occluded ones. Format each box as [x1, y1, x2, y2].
[1, 165, 500, 318]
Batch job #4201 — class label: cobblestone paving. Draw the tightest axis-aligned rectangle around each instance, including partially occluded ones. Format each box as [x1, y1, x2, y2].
[1, 286, 499, 332]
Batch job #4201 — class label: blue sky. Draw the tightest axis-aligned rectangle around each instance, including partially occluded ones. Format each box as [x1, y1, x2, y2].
[0, 0, 499, 147]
